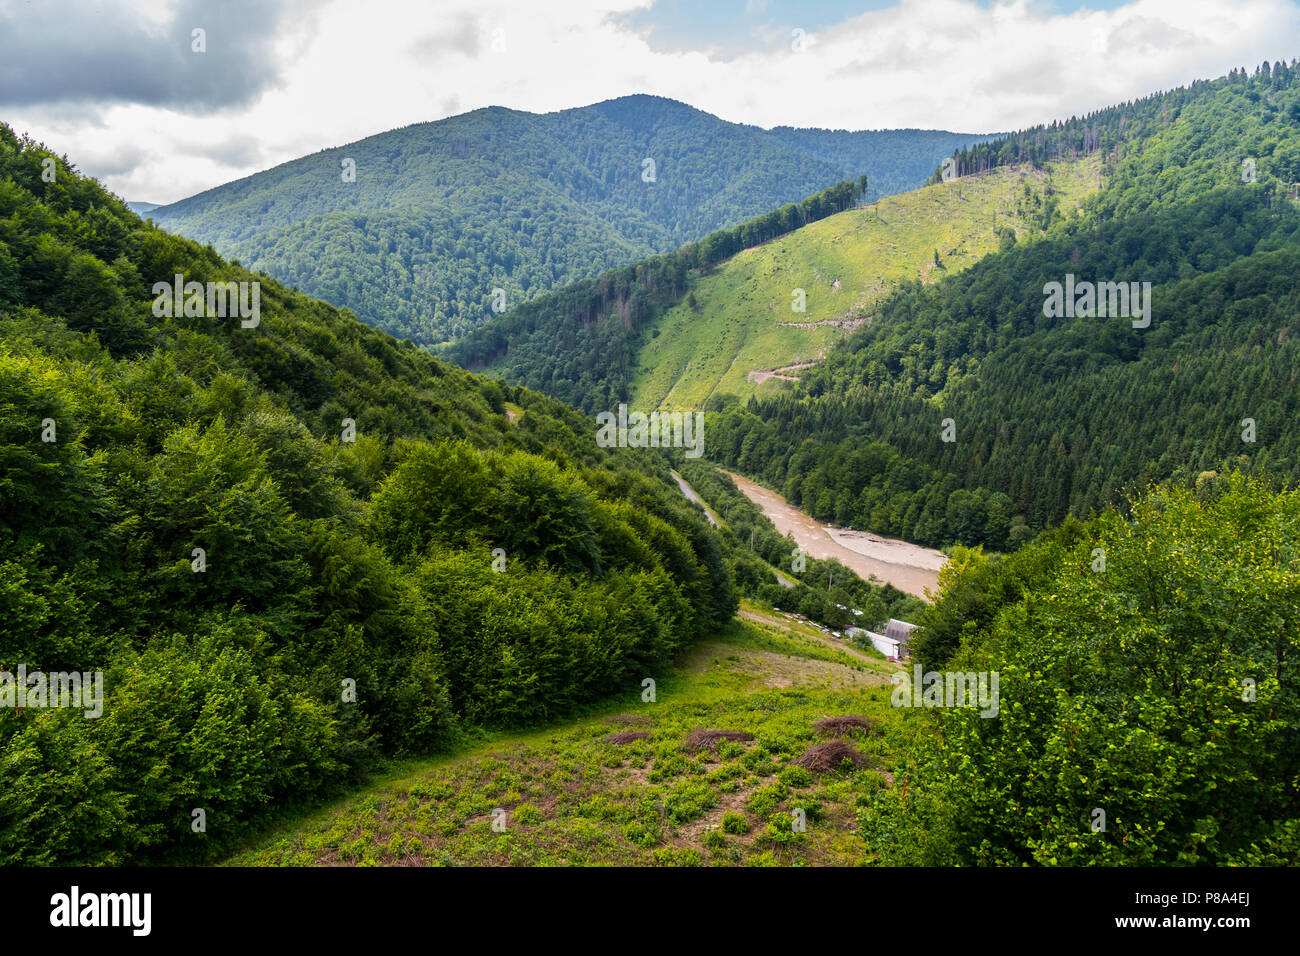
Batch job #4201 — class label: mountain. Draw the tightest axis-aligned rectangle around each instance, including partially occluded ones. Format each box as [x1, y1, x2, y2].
[4, 66, 1297, 871]
[769, 126, 1009, 198]
[0, 118, 927, 865]
[147, 95, 993, 347]
[709, 62, 1300, 550]
[125, 201, 159, 214]
[454, 63, 1300, 553]
[0, 121, 738, 863]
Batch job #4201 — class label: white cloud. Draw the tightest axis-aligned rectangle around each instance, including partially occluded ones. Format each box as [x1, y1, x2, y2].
[3, 0, 1295, 203]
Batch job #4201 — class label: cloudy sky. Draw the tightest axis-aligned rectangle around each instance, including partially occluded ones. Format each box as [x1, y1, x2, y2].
[2, 0, 1296, 204]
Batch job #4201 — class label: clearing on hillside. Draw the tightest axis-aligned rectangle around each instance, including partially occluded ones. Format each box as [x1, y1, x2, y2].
[228, 609, 907, 867]
[631, 157, 1102, 410]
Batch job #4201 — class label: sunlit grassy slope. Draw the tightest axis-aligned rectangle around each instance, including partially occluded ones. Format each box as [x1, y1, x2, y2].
[631, 157, 1103, 410]
[228, 606, 908, 867]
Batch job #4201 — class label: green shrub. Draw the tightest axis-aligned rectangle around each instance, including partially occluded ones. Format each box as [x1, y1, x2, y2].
[721, 810, 749, 834]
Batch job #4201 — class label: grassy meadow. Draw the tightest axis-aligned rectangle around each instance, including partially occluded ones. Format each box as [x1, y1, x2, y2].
[229, 604, 907, 867]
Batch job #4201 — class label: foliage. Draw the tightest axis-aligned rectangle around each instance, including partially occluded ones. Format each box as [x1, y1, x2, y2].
[862, 476, 1300, 865]
[0, 123, 734, 863]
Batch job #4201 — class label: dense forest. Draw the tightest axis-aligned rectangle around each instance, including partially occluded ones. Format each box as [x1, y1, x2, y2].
[863, 474, 1300, 864]
[447, 177, 866, 411]
[149, 96, 990, 347]
[707, 63, 1300, 549]
[0, 123, 748, 863]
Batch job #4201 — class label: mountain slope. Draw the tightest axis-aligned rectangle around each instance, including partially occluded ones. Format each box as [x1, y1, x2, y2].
[148, 95, 992, 346]
[709, 62, 1300, 550]
[0, 122, 741, 864]
[629, 155, 1102, 410]
[446, 178, 866, 412]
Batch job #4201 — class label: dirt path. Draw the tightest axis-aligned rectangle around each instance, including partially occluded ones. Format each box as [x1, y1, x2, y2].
[720, 470, 945, 599]
[670, 470, 718, 526]
[746, 363, 817, 386]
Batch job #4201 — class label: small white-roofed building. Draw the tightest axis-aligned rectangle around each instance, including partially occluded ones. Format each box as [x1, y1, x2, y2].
[853, 618, 919, 661]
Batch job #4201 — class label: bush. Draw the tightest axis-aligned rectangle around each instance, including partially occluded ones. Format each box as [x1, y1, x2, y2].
[721, 810, 749, 834]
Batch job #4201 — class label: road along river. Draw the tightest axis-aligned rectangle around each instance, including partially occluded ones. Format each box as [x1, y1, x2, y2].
[719, 470, 947, 600]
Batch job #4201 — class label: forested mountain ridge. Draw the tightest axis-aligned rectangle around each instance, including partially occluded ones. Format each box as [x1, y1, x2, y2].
[147, 95, 992, 347]
[446, 176, 870, 412]
[928, 60, 1300, 183]
[457, 63, 1300, 553]
[713, 61, 1300, 550]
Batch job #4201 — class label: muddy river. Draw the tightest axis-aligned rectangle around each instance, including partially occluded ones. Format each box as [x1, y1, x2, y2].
[719, 470, 946, 599]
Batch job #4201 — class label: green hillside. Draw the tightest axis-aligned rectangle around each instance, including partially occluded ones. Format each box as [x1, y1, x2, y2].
[0, 121, 930, 865]
[631, 156, 1102, 410]
[447, 178, 868, 412]
[0, 122, 736, 863]
[457, 63, 1300, 554]
[148, 95, 991, 348]
[231, 475, 1300, 867]
[710, 62, 1300, 550]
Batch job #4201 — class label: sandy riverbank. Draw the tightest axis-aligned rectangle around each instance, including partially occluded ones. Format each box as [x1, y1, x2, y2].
[719, 470, 946, 599]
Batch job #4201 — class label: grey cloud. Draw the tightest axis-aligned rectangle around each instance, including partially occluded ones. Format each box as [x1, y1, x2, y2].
[179, 133, 267, 167]
[76, 143, 152, 178]
[0, 0, 325, 112]
[971, 55, 1072, 98]
[407, 14, 483, 60]
[1105, 16, 1199, 58]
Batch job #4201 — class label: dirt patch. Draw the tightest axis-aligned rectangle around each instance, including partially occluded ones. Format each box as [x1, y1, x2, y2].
[605, 731, 651, 745]
[793, 740, 868, 773]
[747, 369, 802, 385]
[606, 714, 653, 726]
[778, 317, 867, 330]
[747, 363, 816, 386]
[814, 715, 880, 737]
[683, 729, 755, 753]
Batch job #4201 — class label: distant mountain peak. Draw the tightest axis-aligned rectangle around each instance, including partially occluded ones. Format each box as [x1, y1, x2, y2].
[148, 99, 993, 348]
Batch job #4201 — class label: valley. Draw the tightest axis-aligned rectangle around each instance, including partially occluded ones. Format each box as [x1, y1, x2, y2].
[3, 55, 1299, 874]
